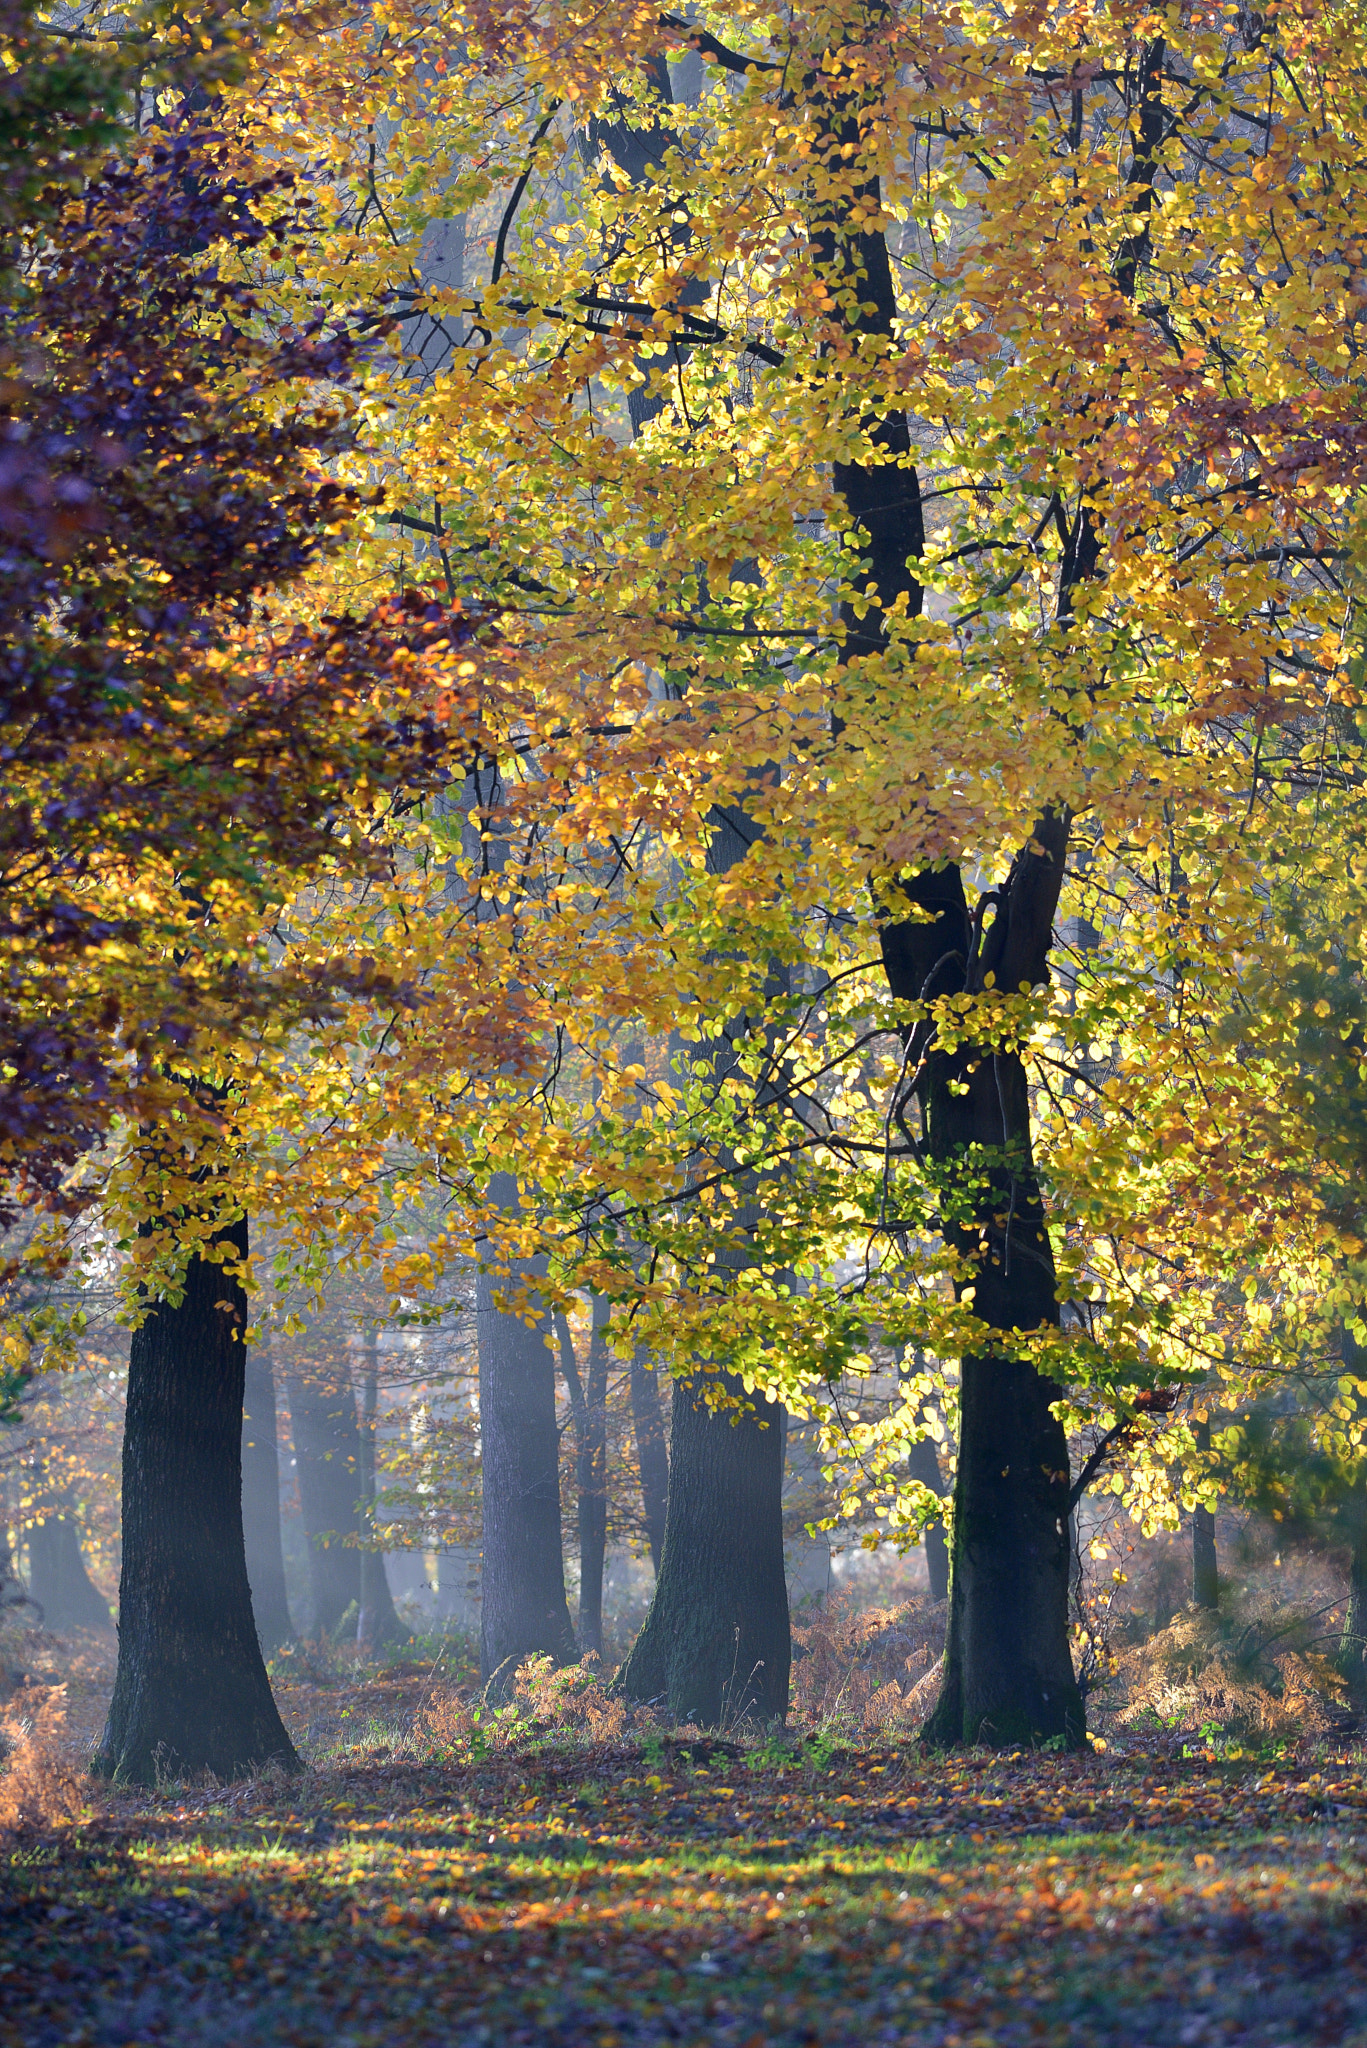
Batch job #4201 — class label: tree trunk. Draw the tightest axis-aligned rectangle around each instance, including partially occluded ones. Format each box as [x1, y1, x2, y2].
[1192, 1417, 1220, 1613]
[95, 1217, 299, 1783]
[906, 1436, 950, 1606]
[356, 1336, 403, 1650]
[617, 1373, 790, 1724]
[479, 1172, 577, 1697]
[27, 1507, 112, 1633]
[803, 15, 1112, 1745]
[558, 1296, 611, 1658]
[630, 1347, 669, 1574]
[242, 1347, 294, 1654]
[437, 1545, 481, 1632]
[1342, 1474, 1367, 1700]
[285, 1355, 363, 1637]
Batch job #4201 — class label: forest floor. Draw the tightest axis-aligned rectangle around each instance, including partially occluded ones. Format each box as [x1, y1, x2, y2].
[2, 1629, 1367, 2048]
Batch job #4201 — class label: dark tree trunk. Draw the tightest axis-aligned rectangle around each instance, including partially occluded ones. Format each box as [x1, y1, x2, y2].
[27, 1506, 112, 1633]
[357, 1336, 402, 1650]
[906, 1436, 950, 1605]
[242, 1348, 294, 1654]
[1192, 1418, 1220, 1613]
[630, 1347, 669, 1575]
[95, 1218, 299, 1783]
[801, 15, 1135, 1746]
[617, 1373, 790, 1724]
[479, 1172, 577, 1697]
[876, 859, 1083, 1747]
[1339, 1342, 1367, 1697]
[285, 1356, 363, 1637]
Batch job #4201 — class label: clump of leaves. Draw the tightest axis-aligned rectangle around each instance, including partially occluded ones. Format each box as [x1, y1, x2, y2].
[790, 1595, 946, 1736]
[0, 1684, 83, 1835]
[513, 1654, 627, 1742]
[1113, 1606, 1350, 1742]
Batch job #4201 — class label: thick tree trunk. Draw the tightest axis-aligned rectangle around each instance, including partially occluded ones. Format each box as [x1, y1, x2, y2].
[617, 1373, 790, 1724]
[95, 1218, 299, 1783]
[285, 1357, 363, 1637]
[27, 1507, 112, 1633]
[802, 20, 1087, 1742]
[356, 1337, 403, 1650]
[479, 1172, 577, 1697]
[630, 1347, 669, 1574]
[242, 1348, 294, 1654]
[906, 1435, 950, 1605]
[880, 871, 1084, 1748]
[1192, 1419, 1220, 1612]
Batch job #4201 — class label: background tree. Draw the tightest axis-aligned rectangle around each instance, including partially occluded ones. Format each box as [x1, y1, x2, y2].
[242, 1348, 294, 1653]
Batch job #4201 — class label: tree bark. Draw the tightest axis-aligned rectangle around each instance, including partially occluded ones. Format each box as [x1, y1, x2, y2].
[1192, 1416, 1220, 1613]
[26, 1505, 113, 1633]
[242, 1347, 294, 1654]
[556, 1297, 612, 1657]
[882, 879, 1082, 1745]
[479, 1172, 577, 1697]
[906, 1435, 950, 1605]
[356, 1335, 403, 1650]
[1342, 1475, 1367, 1700]
[617, 1373, 789, 1723]
[799, 10, 1125, 1745]
[95, 1217, 299, 1783]
[615, 799, 792, 1722]
[586, 64, 789, 1708]
[285, 1355, 363, 1637]
[629, 1346, 669, 1574]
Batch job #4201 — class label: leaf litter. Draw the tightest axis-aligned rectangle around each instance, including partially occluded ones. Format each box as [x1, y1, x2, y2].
[2, 1647, 1366, 2048]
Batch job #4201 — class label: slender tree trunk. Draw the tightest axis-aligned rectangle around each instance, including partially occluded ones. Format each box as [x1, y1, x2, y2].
[595, 58, 790, 1718]
[559, 1296, 611, 1658]
[906, 1436, 950, 1605]
[480, 1172, 577, 1696]
[0, 1517, 25, 1691]
[615, 805, 792, 1722]
[27, 1505, 112, 1633]
[1339, 1342, 1367, 1698]
[629, 1347, 669, 1574]
[1192, 1416, 1220, 1613]
[285, 1356, 363, 1637]
[617, 1372, 789, 1724]
[356, 1334, 403, 1650]
[242, 1347, 293, 1653]
[1342, 1475, 1367, 1699]
[95, 1217, 298, 1783]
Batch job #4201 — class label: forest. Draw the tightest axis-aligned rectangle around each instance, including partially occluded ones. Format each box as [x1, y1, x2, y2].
[3, 0, 1367, 2041]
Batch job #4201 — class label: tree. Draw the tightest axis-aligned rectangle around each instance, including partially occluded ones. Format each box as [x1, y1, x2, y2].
[96, 1213, 299, 1782]
[222, 0, 1367, 1751]
[242, 1348, 294, 1654]
[19, 126, 484, 1781]
[26, 1504, 113, 1634]
[284, 1347, 364, 1639]
[556, 1295, 612, 1656]
[629, 1346, 670, 1576]
[479, 1181, 577, 1695]
[356, 1332, 403, 1649]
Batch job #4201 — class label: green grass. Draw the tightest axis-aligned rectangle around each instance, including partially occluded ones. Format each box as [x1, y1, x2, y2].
[4, 1732, 1367, 2046]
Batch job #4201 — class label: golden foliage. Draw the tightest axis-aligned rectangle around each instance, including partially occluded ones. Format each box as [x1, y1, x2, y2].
[0, 1685, 84, 1837]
